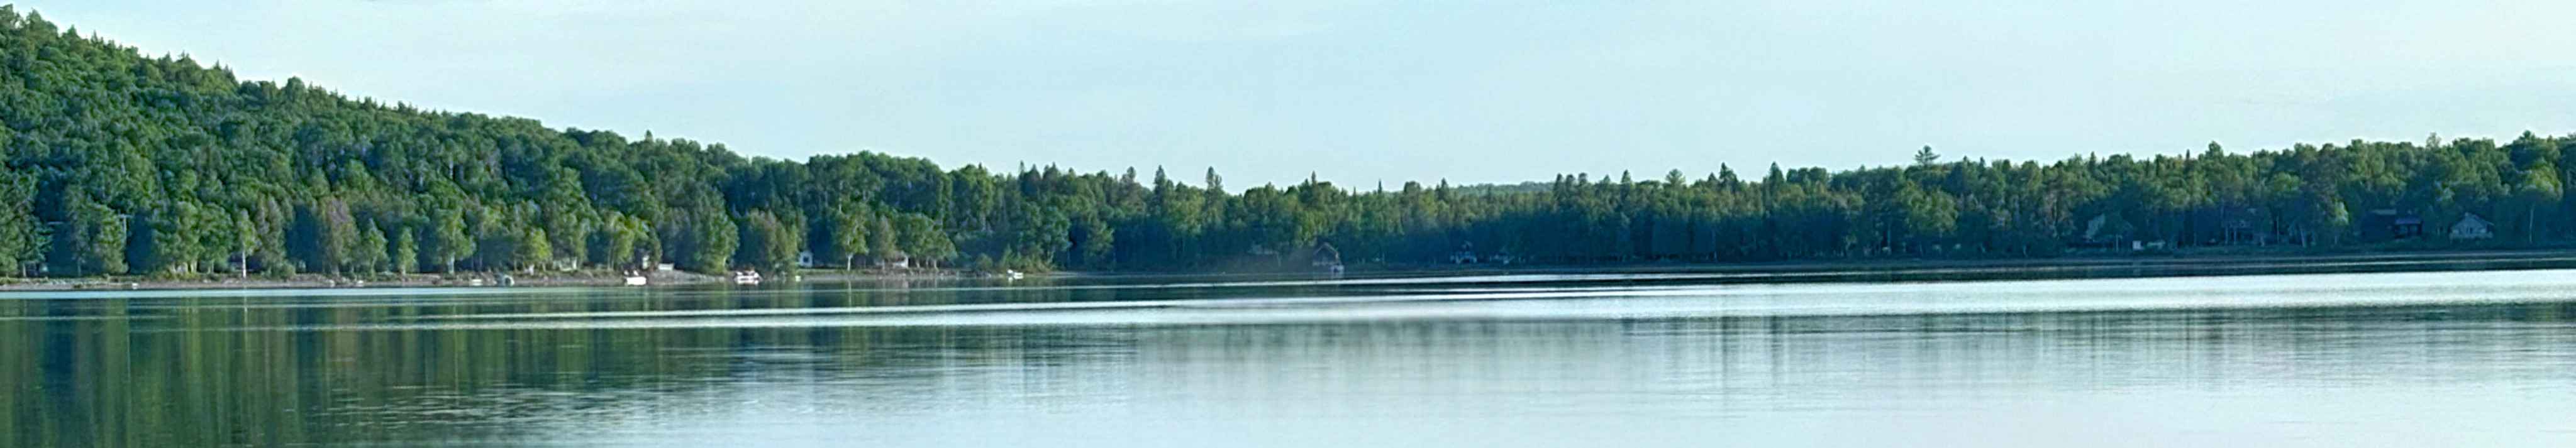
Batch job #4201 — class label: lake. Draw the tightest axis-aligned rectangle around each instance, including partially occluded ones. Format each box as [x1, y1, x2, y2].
[8, 268, 2576, 447]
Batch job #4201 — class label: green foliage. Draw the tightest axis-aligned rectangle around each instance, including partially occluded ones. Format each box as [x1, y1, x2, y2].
[816, 206, 869, 268]
[869, 216, 900, 263]
[46, 193, 126, 276]
[664, 209, 736, 273]
[392, 229, 418, 274]
[353, 224, 389, 274]
[514, 228, 551, 271]
[2, 10, 2575, 278]
[894, 214, 954, 268]
[0, 172, 36, 275]
[423, 210, 468, 273]
[734, 210, 797, 273]
[586, 213, 645, 268]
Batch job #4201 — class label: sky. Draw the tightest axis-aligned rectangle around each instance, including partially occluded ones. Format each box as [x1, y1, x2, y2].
[17, 1, 2576, 188]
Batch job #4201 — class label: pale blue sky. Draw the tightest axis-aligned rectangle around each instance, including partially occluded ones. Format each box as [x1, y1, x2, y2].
[19, 1, 2576, 187]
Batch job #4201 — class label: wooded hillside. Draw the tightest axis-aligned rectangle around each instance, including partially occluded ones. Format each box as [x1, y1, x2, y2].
[3, 6, 2570, 278]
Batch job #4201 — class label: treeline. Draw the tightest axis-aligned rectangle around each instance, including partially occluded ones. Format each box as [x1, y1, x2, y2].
[3, 7, 2573, 279]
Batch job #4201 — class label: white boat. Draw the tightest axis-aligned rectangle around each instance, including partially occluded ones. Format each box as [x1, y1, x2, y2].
[1005, 270, 1024, 281]
[623, 272, 648, 287]
[733, 271, 762, 285]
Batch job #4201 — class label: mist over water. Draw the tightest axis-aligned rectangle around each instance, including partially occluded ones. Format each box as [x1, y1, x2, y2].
[8, 270, 2576, 447]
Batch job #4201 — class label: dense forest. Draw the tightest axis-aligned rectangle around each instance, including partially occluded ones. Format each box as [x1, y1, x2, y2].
[3, 7, 2573, 278]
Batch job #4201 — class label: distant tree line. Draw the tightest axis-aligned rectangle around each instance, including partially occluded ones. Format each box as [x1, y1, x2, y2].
[2, 7, 2572, 278]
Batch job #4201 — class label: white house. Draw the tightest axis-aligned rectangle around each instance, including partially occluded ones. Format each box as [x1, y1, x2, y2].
[2450, 213, 2495, 240]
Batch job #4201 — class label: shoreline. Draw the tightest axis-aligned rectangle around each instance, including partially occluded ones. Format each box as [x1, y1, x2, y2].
[1062, 248, 2576, 285]
[7, 248, 2576, 293]
[0, 268, 970, 292]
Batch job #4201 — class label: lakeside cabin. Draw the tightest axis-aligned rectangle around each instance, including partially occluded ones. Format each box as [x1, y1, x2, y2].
[2359, 209, 2425, 242]
[2451, 214, 2496, 240]
[1309, 243, 1344, 273]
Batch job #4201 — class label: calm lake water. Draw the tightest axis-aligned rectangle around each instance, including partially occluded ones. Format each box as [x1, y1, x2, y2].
[8, 268, 2576, 447]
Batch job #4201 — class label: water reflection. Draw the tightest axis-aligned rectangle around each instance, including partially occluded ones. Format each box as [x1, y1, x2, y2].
[7, 271, 2576, 447]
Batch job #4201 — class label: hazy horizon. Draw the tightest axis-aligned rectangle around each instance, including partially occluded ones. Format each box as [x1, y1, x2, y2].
[18, 1, 2576, 188]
